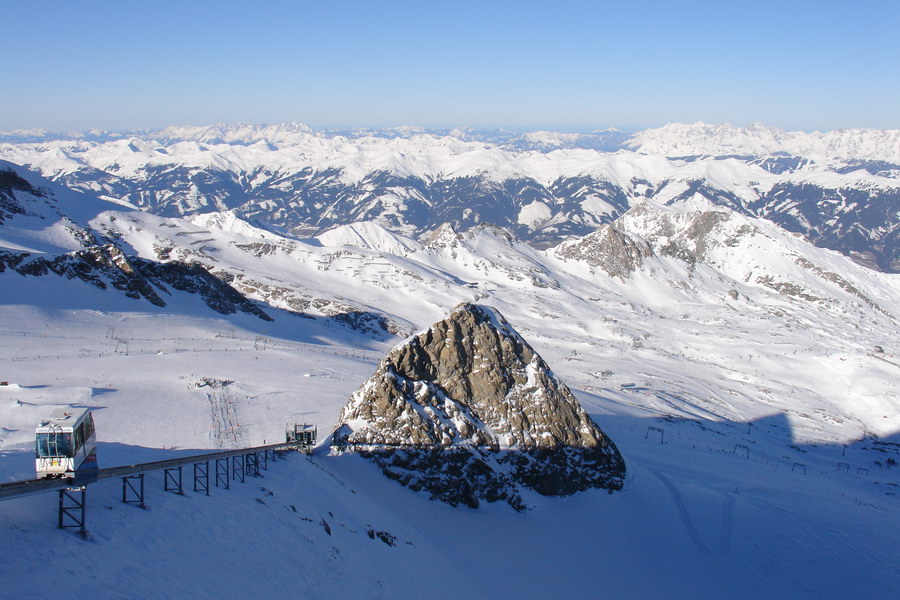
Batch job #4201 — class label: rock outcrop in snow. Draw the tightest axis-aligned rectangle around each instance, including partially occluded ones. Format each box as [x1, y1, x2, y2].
[0, 163, 273, 320]
[613, 202, 891, 314]
[0, 167, 43, 223]
[554, 223, 653, 278]
[332, 303, 626, 510]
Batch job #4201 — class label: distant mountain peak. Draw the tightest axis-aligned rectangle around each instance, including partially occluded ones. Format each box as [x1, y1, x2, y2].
[626, 121, 900, 162]
[554, 223, 653, 278]
[316, 221, 420, 254]
[423, 222, 461, 249]
[150, 121, 316, 145]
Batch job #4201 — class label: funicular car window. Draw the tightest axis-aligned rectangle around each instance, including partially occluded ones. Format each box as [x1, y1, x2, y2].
[74, 424, 84, 452]
[36, 432, 74, 457]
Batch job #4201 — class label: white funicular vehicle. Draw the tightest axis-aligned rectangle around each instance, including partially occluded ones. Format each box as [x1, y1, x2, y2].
[35, 408, 98, 483]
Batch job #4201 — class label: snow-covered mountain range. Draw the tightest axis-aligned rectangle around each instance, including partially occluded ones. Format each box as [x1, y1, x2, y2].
[2, 158, 897, 442]
[2, 121, 898, 272]
[1, 130, 898, 599]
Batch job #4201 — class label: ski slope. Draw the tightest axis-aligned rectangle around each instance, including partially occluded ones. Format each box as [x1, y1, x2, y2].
[0, 291, 897, 599]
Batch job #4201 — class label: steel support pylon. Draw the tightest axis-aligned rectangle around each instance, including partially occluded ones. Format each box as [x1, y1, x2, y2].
[58, 486, 87, 538]
[193, 461, 210, 495]
[122, 473, 146, 509]
[164, 465, 184, 495]
[215, 457, 229, 489]
[231, 454, 245, 484]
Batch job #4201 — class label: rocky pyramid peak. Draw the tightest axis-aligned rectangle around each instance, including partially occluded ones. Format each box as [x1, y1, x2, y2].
[554, 223, 653, 278]
[332, 303, 625, 510]
[465, 222, 518, 243]
[422, 222, 460, 249]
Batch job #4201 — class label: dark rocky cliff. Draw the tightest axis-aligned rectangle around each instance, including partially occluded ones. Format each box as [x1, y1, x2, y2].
[332, 303, 625, 510]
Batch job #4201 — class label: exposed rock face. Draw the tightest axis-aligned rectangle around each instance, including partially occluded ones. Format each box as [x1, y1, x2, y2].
[619, 205, 745, 266]
[554, 223, 653, 278]
[332, 303, 625, 510]
[0, 246, 272, 321]
[1, 163, 273, 320]
[0, 167, 43, 223]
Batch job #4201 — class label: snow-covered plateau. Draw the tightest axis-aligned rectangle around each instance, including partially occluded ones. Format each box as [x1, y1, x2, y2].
[0, 128, 898, 599]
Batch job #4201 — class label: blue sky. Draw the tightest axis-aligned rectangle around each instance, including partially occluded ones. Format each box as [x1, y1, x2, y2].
[2, 0, 898, 132]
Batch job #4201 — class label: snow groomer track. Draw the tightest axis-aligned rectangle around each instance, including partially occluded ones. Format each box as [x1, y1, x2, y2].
[0, 441, 308, 537]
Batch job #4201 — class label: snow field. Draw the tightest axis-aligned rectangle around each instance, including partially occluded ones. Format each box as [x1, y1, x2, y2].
[1, 160, 898, 598]
[0, 296, 896, 598]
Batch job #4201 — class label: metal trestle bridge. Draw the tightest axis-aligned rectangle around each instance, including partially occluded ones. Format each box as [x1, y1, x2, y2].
[0, 441, 308, 537]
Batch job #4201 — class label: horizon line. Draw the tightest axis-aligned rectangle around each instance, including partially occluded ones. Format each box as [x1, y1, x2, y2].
[3, 119, 899, 139]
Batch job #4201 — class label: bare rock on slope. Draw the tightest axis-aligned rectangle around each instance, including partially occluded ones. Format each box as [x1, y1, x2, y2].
[332, 302, 625, 510]
[554, 223, 653, 278]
